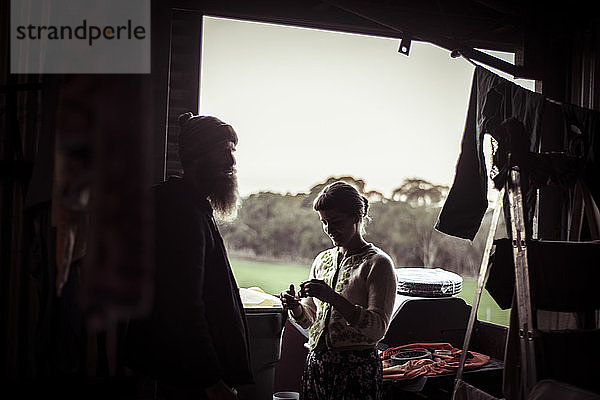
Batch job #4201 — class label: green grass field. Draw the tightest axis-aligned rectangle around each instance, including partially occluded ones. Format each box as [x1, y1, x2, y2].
[230, 256, 510, 326]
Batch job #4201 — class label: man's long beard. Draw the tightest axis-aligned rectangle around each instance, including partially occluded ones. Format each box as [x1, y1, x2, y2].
[208, 171, 239, 221]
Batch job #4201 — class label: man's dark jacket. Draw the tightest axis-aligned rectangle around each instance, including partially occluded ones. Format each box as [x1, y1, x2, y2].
[125, 178, 252, 390]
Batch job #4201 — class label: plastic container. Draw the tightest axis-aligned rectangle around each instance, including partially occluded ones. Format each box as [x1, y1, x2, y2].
[395, 268, 463, 297]
[237, 307, 287, 400]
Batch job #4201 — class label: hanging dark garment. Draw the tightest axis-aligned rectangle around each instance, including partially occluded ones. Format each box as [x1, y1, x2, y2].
[486, 238, 600, 311]
[435, 66, 545, 240]
[561, 103, 600, 230]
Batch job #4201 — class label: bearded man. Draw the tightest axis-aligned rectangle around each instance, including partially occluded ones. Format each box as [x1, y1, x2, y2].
[125, 113, 252, 400]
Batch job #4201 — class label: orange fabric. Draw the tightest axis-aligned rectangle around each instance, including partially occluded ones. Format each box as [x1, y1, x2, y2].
[381, 342, 490, 381]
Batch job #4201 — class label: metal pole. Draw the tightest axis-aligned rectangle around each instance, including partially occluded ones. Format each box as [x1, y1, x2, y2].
[452, 188, 504, 399]
[507, 167, 537, 398]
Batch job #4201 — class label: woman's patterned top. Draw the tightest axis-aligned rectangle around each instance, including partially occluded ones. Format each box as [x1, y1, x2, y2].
[291, 243, 397, 351]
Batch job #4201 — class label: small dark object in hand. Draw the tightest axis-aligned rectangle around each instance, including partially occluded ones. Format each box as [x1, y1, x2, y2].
[298, 282, 308, 298]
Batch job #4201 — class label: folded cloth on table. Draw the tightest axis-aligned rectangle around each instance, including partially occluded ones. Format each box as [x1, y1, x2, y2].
[381, 342, 489, 381]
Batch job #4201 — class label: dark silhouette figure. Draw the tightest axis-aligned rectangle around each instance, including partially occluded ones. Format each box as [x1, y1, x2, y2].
[125, 113, 252, 399]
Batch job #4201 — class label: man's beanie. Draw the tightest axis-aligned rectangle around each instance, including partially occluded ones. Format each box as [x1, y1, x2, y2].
[178, 112, 238, 167]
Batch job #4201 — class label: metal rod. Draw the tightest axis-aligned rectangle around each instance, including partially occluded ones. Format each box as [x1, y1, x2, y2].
[507, 167, 537, 397]
[322, 0, 527, 78]
[452, 188, 505, 399]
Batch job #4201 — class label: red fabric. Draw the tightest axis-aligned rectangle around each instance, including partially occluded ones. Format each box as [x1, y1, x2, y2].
[381, 342, 490, 381]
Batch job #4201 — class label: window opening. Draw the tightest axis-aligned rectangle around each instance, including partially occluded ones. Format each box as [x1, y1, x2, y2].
[197, 16, 534, 325]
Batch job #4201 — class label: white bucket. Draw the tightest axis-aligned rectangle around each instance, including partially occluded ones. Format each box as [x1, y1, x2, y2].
[273, 391, 300, 400]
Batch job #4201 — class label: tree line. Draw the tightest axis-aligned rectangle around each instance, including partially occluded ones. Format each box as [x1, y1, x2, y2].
[219, 176, 502, 278]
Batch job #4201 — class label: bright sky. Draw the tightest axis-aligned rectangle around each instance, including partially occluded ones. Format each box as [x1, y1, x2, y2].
[199, 16, 534, 198]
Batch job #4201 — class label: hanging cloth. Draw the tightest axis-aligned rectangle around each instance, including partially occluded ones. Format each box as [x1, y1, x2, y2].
[435, 66, 545, 240]
[562, 103, 600, 239]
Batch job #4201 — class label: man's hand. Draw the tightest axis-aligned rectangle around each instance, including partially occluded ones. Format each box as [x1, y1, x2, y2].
[205, 379, 238, 400]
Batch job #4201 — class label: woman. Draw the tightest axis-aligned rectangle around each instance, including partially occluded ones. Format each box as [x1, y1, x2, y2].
[280, 181, 397, 400]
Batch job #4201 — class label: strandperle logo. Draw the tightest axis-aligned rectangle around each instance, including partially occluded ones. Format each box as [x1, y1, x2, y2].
[11, 0, 150, 74]
[15, 19, 147, 47]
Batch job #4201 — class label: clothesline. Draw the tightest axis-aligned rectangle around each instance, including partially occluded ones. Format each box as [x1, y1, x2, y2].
[453, 51, 567, 107]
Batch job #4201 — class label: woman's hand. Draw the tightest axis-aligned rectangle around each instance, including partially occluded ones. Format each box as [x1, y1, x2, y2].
[299, 279, 336, 303]
[300, 279, 360, 325]
[280, 284, 302, 315]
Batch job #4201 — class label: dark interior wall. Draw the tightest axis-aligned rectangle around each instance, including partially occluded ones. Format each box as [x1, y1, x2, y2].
[0, 0, 205, 382]
[1, 0, 48, 378]
[163, 9, 203, 178]
[150, 0, 172, 183]
[0, 0, 171, 382]
[0, 61, 159, 380]
[532, 17, 600, 240]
